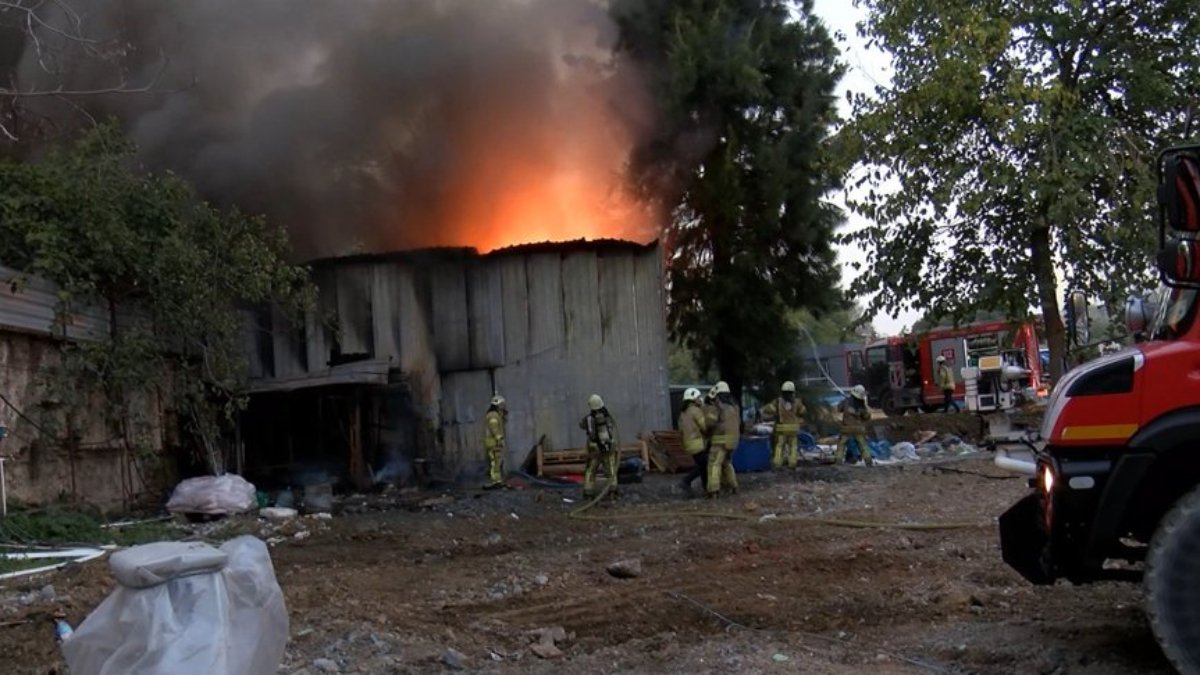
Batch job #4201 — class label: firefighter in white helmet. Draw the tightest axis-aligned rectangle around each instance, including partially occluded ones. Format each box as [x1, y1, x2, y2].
[580, 394, 619, 498]
[483, 394, 508, 489]
[834, 385, 874, 465]
[707, 381, 741, 497]
[936, 355, 960, 412]
[761, 380, 806, 470]
[677, 387, 709, 495]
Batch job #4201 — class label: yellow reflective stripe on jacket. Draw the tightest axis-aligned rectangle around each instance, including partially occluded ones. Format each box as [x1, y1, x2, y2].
[684, 438, 705, 452]
[775, 423, 800, 433]
[711, 434, 734, 445]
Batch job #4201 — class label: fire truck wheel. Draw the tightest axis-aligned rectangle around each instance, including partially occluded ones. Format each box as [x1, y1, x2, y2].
[1146, 484, 1200, 673]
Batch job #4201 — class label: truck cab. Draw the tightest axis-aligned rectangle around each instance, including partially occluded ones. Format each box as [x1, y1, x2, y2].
[999, 145, 1200, 672]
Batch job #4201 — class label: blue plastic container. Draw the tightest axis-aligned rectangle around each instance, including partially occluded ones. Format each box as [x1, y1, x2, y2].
[731, 436, 772, 473]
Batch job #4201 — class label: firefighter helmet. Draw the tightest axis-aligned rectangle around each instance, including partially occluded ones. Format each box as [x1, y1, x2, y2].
[588, 394, 605, 411]
[683, 387, 701, 402]
[714, 381, 731, 395]
[936, 355, 946, 363]
[490, 394, 506, 407]
[782, 381, 796, 393]
[850, 385, 867, 400]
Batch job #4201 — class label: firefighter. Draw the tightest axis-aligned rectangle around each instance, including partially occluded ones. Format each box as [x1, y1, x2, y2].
[834, 385, 874, 465]
[677, 387, 708, 495]
[483, 394, 507, 489]
[707, 381, 741, 497]
[580, 394, 619, 498]
[685, 385, 722, 493]
[761, 380, 805, 470]
[936, 355, 960, 412]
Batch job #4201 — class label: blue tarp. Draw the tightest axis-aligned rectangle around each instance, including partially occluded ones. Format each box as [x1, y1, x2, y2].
[844, 438, 892, 462]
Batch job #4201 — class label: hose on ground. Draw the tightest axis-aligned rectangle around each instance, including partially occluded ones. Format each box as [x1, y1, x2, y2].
[565, 482, 983, 529]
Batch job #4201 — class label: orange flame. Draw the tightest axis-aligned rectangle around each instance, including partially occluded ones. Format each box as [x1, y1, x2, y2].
[377, 29, 659, 253]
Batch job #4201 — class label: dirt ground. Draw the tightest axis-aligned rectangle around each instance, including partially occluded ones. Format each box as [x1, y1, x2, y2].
[0, 417, 1174, 675]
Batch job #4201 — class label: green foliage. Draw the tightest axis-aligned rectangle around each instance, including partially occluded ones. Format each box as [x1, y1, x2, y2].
[844, 0, 1200, 381]
[0, 123, 314, 472]
[667, 339, 715, 383]
[613, 0, 846, 396]
[0, 505, 177, 546]
[789, 304, 876, 345]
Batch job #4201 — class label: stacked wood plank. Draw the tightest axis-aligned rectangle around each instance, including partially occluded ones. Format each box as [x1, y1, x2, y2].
[645, 431, 695, 473]
[536, 441, 649, 477]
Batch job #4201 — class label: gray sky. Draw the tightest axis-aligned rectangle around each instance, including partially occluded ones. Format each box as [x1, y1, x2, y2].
[810, 0, 920, 336]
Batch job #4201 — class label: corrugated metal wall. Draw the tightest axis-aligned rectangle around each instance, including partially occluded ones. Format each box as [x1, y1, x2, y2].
[251, 242, 671, 474]
[0, 264, 109, 341]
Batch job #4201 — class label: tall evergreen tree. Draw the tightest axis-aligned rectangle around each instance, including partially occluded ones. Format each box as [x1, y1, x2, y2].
[612, 0, 846, 396]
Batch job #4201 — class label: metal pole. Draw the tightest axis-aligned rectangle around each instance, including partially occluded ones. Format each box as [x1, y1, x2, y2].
[1, 457, 7, 518]
[0, 425, 7, 518]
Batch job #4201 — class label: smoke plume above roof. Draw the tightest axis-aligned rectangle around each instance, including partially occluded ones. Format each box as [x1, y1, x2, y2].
[13, 0, 658, 257]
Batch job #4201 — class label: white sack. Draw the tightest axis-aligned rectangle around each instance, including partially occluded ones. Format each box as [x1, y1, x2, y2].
[62, 536, 288, 675]
[166, 474, 257, 515]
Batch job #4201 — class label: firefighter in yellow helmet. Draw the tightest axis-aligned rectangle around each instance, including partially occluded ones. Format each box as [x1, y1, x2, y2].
[762, 380, 806, 470]
[707, 381, 741, 497]
[580, 394, 619, 498]
[936, 355, 960, 413]
[834, 385, 874, 466]
[483, 394, 508, 489]
[677, 387, 708, 495]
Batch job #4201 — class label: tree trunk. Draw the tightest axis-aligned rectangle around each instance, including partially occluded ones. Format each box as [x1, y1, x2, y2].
[715, 337, 745, 404]
[1031, 222, 1066, 385]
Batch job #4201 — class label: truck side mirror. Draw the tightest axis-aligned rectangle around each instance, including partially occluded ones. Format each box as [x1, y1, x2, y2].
[1158, 238, 1200, 286]
[1162, 150, 1200, 233]
[1125, 297, 1149, 336]
[1064, 290, 1089, 347]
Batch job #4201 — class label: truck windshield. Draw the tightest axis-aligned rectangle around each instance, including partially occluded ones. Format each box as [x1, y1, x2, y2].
[1151, 287, 1199, 341]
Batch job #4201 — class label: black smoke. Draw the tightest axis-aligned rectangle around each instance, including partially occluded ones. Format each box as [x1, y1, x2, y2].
[9, 0, 654, 257]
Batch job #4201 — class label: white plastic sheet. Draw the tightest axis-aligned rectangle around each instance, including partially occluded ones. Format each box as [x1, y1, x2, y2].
[62, 536, 289, 675]
[166, 474, 257, 515]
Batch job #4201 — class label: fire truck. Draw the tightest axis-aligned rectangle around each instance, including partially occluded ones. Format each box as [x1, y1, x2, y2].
[998, 145, 1200, 672]
[847, 320, 1043, 416]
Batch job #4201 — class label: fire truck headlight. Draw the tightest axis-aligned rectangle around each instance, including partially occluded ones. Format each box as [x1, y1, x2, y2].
[1041, 465, 1055, 494]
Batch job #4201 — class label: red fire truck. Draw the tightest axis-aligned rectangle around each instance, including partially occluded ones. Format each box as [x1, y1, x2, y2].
[847, 320, 1043, 416]
[999, 145, 1200, 671]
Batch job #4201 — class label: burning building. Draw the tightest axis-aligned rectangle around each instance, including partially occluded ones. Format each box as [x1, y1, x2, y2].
[240, 240, 670, 489]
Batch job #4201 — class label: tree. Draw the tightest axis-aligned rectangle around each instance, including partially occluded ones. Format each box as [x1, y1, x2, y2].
[790, 304, 877, 345]
[0, 123, 313, 474]
[0, 1, 168, 142]
[844, 0, 1200, 384]
[612, 0, 846, 397]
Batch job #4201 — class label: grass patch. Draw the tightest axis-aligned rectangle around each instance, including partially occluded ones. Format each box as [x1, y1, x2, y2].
[0, 506, 179, 547]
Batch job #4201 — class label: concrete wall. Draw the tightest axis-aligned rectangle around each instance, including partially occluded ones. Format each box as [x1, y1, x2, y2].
[0, 321, 163, 509]
[249, 241, 672, 475]
[0, 264, 168, 509]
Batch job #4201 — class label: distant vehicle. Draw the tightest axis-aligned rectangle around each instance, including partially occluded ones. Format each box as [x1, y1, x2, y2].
[846, 320, 1044, 416]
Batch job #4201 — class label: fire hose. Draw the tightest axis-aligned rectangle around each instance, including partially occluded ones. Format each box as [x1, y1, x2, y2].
[566, 480, 984, 529]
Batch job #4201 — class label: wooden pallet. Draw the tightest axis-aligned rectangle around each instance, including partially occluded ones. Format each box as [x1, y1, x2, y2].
[536, 441, 649, 477]
[645, 430, 695, 473]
